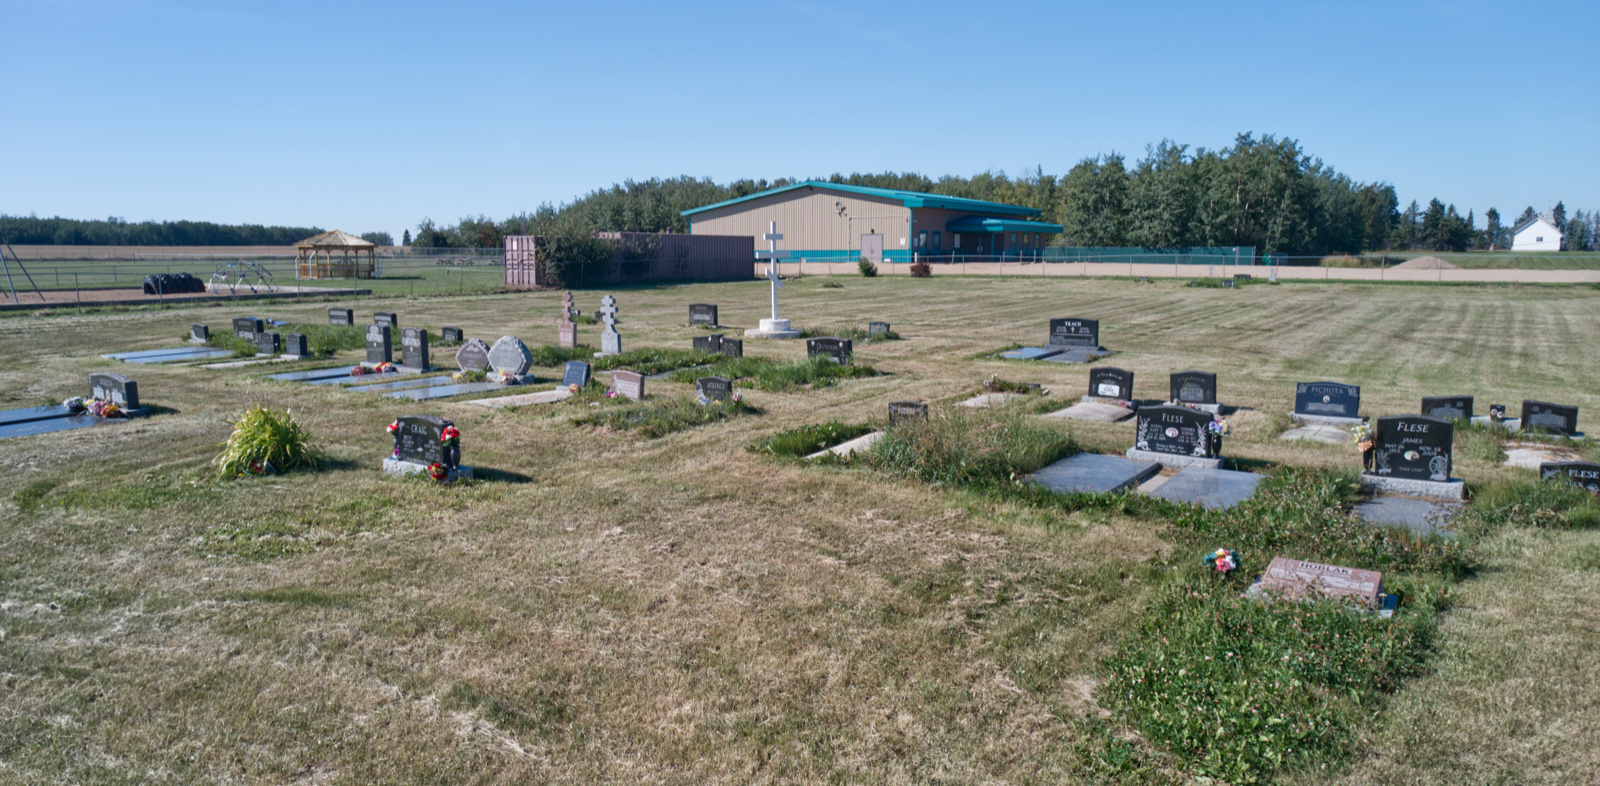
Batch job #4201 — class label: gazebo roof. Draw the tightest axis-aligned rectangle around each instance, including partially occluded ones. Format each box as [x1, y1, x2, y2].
[295, 229, 374, 249]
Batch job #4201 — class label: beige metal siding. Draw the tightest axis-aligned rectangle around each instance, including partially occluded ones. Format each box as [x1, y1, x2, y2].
[689, 187, 911, 256]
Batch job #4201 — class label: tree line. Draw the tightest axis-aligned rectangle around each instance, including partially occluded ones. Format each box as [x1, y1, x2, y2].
[0, 215, 339, 246]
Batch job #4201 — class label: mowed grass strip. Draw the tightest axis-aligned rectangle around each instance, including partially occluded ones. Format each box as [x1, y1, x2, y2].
[1, 276, 1598, 783]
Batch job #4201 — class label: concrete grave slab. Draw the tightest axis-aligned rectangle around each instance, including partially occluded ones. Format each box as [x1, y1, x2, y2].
[1279, 424, 1349, 444]
[1042, 401, 1135, 423]
[1353, 496, 1461, 538]
[805, 431, 882, 460]
[0, 413, 106, 440]
[1148, 466, 1263, 510]
[267, 366, 363, 382]
[1040, 347, 1108, 364]
[385, 382, 505, 401]
[465, 388, 574, 408]
[1000, 346, 1064, 361]
[1358, 474, 1465, 500]
[1029, 453, 1160, 494]
[342, 376, 457, 393]
[1502, 442, 1585, 470]
[202, 356, 297, 369]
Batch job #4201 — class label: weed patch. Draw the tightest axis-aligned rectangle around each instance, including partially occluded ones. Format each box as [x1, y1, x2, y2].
[799, 325, 901, 343]
[574, 397, 757, 438]
[669, 355, 876, 392]
[530, 345, 711, 375]
[752, 421, 875, 458]
[868, 407, 1076, 486]
[444, 681, 570, 737]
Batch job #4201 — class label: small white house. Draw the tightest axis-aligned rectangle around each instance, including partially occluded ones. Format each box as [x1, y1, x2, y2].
[1512, 215, 1563, 252]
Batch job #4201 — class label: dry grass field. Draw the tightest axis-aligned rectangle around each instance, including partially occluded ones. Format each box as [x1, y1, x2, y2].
[2, 276, 1599, 784]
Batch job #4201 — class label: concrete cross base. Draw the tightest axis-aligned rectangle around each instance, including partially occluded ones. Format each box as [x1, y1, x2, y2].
[1357, 473, 1465, 501]
[745, 318, 801, 339]
[1290, 412, 1366, 426]
[382, 458, 474, 481]
[1125, 448, 1223, 470]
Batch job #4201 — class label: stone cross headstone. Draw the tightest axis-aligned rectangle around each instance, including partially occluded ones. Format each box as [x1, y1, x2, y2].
[806, 337, 853, 365]
[1258, 557, 1382, 607]
[689, 303, 719, 327]
[611, 370, 644, 401]
[440, 326, 464, 344]
[1089, 367, 1134, 400]
[757, 221, 790, 324]
[868, 321, 891, 336]
[328, 308, 353, 326]
[1133, 405, 1217, 458]
[255, 332, 281, 356]
[719, 338, 743, 358]
[390, 414, 459, 469]
[365, 325, 393, 364]
[374, 311, 399, 329]
[693, 334, 724, 354]
[285, 333, 310, 358]
[487, 335, 533, 378]
[888, 401, 928, 425]
[454, 338, 491, 372]
[1520, 400, 1579, 437]
[233, 317, 264, 341]
[1371, 415, 1453, 482]
[1294, 381, 1361, 419]
[1048, 318, 1099, 348]
[596, 294, 621, 356]
[558, 292, 578, 349]
[401, 327, 430, 370]
[1421, 395, 1473, 421]
[1541, 461, 1600, 495]
[189, 323, 209, 343]
[696, 376, 733, 404]
[1170, 371, 1217, 406]
[89, 373, 139, 410]
[562, 360, 592, 388]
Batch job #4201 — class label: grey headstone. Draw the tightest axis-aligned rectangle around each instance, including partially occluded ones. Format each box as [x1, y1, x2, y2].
[455, 338, 490, 372]
[1149, 467, 1262, 510]
[88, 373, 139, 410]
[597, 294, 620, 356]
[558, 292, 577, 349]
[1029, 453, 1159, 494]
[401, 328, 430, 370]
[1295, 381, 1361, 419]
[888, 401, 928, 425]
[329, 308, 353, 326]
[720, 338, 743, 358]
[693, 334, 724, 354]
[1371, 415, 1453, 482]
[868, 321, 891, 336]
[562, 361, 591, 388]
[1048, 318, 1099, 348]
[373, 312, 399, 329]
[487, 335, 533, 377]
[233, 317, 263, 340]
[255, 332, 281, 355]
[1170, 371, 1217, 405]
[365, 325, 393, 364]
[1421, 395, 1473, 421]
[440, 326, 464, 344]
[1521, 400, 1579, 437]
[189, 323, 209, 342]
[1088, 367, 1134, 400]
[1134, 405, 1219, 458]
[285, 333, 310, 358]
[689, 303, 718, 326]
[696, 376, 732, 403]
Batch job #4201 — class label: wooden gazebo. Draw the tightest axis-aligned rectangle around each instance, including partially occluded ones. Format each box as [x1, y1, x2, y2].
[295, 230, 378, 279]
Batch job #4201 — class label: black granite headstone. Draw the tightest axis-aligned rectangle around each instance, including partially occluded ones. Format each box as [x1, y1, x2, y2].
[329, 308, 353, 326]
[1371, 415, 1453, 482]
[190, 323, 209, 342]
[1541, 461, 1600, 495]
[689, 303, 718, 326]
[400, 328, 429, 369]
[1421, 395, 1473, 421]
[255, 332, 281, 355]
[720, 338, 743, 358]
[693, 335, 724, 354]
[440, 327, 464, 344]
[88, 373, 139, 410]
[391, 415, 458, 468]
[868, 321, 891, 336]
[888, 401, 928, 425]
[1134, 405, 1217, 458]
[562, 361, 591, 388]
[1520, 400, 1579, 437]
[1294, 381, 1361, 419]
[233, 317, 264, 340]
[696, 376, 732, 403]
[1089, 367, 1134, 400]
[365, 325, 392, 364]
[1170, 371, 1217, 405]
[374, 312, 398, 329]
[806, 337, 853, 365]
[285, 333, 310, 357]
[1048, 318, 1099, 348]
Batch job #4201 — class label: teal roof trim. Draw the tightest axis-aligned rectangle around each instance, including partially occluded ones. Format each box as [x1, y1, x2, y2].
[679, 180, 1042, 218]
[945, 216, 1064, 234]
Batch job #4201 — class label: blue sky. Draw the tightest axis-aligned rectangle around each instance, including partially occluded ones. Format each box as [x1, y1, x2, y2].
[3, 0, 1595, 239]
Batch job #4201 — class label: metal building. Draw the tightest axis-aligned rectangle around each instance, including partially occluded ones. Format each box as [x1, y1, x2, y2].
[682, 181, 1064, 264]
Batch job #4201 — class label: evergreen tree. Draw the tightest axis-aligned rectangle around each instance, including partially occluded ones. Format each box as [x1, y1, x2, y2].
[1552, 201, 1566, 231]
[402, 229, 411, 245]
[1484, 207, 1502, 250]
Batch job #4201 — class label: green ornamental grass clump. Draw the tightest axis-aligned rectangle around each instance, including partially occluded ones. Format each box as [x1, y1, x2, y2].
[215, 406, 324, 477]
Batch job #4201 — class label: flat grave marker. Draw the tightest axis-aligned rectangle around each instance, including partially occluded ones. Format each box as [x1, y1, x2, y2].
[1147, 466, 1262, 510]
[1253, 557, 1384, 608]
[888, 401, 928, 425]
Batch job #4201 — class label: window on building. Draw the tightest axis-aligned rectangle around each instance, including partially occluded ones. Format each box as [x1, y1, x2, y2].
[1010, 232, 1018, 245]
[917, 230, 928, 248]
[932, 231, 942, 250]
[1538, 236, 1544, 242]
[953, 233, 961, 249]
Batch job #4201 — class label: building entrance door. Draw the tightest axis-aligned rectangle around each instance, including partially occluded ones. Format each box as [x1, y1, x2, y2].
[860, 234, 883, 265]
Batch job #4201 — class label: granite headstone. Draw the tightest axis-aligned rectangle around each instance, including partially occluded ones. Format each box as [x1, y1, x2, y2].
[285, 333, 310, 358]
[1371, 415, 1453, 482]
[1294, 381, 1361, 419]
[1257, 557, 1382, 607]
[719, 338, 743, 358]
[373, 311, 398, 329]
[888, 401, 928, 425]
[1520, 400, 1579, 437]
[611, 370, 644, 401]
[1133, 405, 1217, 458]
[1541, 461, 1600, 495]
[806, 337, 853, 365]
[696, 376, 732, 403]
[440, 326, 464, 344]
[488, 335, 533, 377]
[689, 303, 718, 326]
[454, 338, 490, 372]
[88, 373, 140, 410]
[562, 361, 592, 388]
[233, 317, 264, 340]
[1089, 367, 1134, 401]
[365, 325, 392, 364]
[1048, 318, 1099, 348]
[329, 308, 353, 326]
[255, 332, 281, 355]
[391, 414, 458, 468]
[1170, 371, 1218, 405]
[1421, 395, 1473, 421]
[693, 335, 724, 354]
[189, 323, 209, 343]
[401, 327, 430, 370]
[868, 321, 891, 336]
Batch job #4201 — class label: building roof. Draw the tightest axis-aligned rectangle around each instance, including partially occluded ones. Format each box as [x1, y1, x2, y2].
[680, 180, 1044, 218]
[1511, 214, 1561, 236]
[295, 229, 375, 248]
[945, 216, 1065, 234]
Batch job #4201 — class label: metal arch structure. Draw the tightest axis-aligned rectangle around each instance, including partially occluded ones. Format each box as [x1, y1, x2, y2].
[209, 260, 277, 295]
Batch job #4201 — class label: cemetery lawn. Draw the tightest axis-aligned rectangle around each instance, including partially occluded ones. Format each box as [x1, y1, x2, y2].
[2, 276, 1599, 783]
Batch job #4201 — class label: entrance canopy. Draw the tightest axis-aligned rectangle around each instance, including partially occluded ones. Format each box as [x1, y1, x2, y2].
[945, 216, 1064, 235]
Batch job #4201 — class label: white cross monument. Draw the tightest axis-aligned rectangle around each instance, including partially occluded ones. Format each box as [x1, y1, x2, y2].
[746, 220, 801, 338]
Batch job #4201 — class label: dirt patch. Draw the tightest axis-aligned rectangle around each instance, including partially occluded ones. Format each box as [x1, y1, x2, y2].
[1392, 255, 1461, 270]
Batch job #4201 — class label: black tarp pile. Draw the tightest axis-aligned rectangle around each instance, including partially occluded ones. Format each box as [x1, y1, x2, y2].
[142, 273, 207, 295]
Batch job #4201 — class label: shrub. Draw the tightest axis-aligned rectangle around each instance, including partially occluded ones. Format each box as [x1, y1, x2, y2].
[908, 260, 931, 278]
[214, 406, 324, 477]
[868, 407, 1076, 486]
[820, 281, 844, 289]
[857, 257, 878, 277]
[528, 345, 709, 375]
[752, 422, 875, 458]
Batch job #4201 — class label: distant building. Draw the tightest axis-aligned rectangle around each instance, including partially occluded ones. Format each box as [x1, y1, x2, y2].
[682, 181, 1063, 264]
[1511, 214, 1563, 252]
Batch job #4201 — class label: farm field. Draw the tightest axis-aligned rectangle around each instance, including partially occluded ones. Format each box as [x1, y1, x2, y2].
[2, 276, 1599, 784]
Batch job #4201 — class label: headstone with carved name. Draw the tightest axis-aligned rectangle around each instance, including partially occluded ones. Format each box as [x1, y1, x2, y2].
[1170, 371, 1218, 408]
[1088, 367, 1134, 401]
[233, 317, 264, 341]
[1251, 556, 1385, 608]
[1541, 461, 1600, 495]
[440, 327, 464, 344]
[89, 372, 143, 412]
[719, 338, 743, 358]
[562, 361, 592, 389]
[806, 337, 852, 365]
[611, 370, 644, 401]
[382, 414, 472, 480]
[365, 325, 392, 365]
[868, 321, 891, 336]
[1520, 400, 1580, 437]
[1129, 404, 1220, 468]
[689, 303, 719, 327]
[488, 335, 533, 378]
[1293, 381, 1362, 425]
[1422, 395, 1473, 421]
[888, 401, 928, 425]
[373, 312, 398, 329]
[1359, 415, 1461, 500]
[255, 332, 281, 356]
[455, 338, 490, 372]
[401, 328, 430, 370]
[329, 308, 353, 326]
[696, 376, 732, 404]
[285, 333, 311, 358]
[189, 324, 209, 343]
